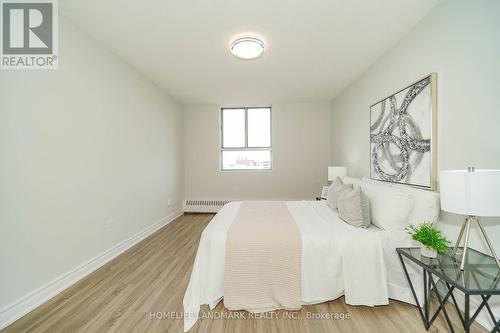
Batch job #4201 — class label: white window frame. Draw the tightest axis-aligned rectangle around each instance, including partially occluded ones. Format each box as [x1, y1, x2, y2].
[220, 106, 272, 172]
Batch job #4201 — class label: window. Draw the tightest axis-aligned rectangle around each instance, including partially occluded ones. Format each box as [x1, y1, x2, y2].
[221, 107, 272, 171]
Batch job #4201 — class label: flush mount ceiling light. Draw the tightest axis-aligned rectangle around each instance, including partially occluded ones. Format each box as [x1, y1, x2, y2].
[230, 37, 265, 60]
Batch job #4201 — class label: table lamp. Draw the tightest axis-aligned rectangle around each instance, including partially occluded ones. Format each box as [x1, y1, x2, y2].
[328, 166, 347, 182]
[440, 168, 500, 270]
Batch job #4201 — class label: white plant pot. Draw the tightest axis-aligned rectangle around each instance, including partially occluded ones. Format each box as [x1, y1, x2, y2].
[420, 246, 437, 258]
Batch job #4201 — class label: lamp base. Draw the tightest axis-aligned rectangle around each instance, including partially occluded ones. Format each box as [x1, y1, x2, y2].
[453, 216, 500, 270]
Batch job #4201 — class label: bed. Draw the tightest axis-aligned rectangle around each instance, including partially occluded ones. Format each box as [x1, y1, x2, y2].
[182, 182, 436, 332]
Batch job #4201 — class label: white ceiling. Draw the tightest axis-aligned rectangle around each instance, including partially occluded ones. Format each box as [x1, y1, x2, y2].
[61, 0, 440, 105]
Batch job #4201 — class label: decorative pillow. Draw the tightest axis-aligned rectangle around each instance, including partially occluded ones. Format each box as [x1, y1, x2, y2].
[326, 177, 343, 205]
[327, 177, 353, 210]
[361, 180, 415, 231]
[337, 187, 371, 228]
[329, 176, 344, 189]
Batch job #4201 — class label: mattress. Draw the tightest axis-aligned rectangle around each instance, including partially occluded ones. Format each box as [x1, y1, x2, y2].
[182, 200, 423, 332]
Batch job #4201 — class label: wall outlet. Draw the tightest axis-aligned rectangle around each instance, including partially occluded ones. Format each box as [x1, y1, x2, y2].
[167, 198, 171, 207]
[107, 218, 116, 232]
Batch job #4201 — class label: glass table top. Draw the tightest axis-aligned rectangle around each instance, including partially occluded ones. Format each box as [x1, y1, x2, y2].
[398, 247, 500, 294]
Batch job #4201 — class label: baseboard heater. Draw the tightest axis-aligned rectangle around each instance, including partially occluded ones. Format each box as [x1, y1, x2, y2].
[183, 200, 232, 213]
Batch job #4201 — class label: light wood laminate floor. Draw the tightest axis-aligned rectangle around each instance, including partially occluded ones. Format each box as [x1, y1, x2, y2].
[2, 213, 487, 333]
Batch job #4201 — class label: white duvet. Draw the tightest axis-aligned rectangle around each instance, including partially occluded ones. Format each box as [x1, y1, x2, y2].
[183, 201, 423, 332]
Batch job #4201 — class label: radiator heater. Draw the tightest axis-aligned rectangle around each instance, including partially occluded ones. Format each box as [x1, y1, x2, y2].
[183, 200, 232, 213]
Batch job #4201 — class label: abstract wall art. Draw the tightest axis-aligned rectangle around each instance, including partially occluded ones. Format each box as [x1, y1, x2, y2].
[370, 73, 437, 189]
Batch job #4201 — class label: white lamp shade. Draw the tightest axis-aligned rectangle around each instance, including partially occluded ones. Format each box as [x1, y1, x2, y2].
[439, 169, 500, 217]
[328, 166, 347, 181]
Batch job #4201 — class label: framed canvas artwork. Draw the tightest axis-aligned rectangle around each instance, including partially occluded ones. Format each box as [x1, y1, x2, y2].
[370, 73, 437, 190]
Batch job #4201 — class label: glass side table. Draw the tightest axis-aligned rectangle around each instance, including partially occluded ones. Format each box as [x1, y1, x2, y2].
[397, 247, 500, 333]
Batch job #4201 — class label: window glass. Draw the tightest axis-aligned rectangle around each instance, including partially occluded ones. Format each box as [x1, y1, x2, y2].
[220, 107, 272, 171]
[247, 108, 271, 147]
[221, 150, 271, 170]
[222, 108, 245, 148]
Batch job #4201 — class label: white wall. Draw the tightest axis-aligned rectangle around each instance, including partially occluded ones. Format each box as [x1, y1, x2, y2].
[330, 0, 500, 255]
[330, 0, 499, 328]
[184, 102, 330, 201]
[0, 16, 184, 317]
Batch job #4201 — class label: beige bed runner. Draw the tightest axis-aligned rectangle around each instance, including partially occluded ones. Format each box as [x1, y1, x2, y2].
[223, 202, 302, 312]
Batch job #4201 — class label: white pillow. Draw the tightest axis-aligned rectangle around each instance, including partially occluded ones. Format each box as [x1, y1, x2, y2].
[391, 184, 440, 225]
[361, 180, 415, 231]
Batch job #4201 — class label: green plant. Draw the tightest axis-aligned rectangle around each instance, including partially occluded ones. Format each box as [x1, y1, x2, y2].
[406, 222, 450, 253]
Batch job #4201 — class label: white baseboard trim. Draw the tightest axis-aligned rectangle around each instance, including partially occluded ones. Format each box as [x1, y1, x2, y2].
[0, 210, 183, 330]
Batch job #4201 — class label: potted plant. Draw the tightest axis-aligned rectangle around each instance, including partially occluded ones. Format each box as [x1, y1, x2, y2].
[406, 222, 450, 258]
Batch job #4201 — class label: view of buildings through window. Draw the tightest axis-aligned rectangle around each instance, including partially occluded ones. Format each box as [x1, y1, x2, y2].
[221, 107, 272, 170]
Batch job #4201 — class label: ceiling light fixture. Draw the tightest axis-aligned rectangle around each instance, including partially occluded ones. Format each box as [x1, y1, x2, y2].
[230, 37, 265, 60]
